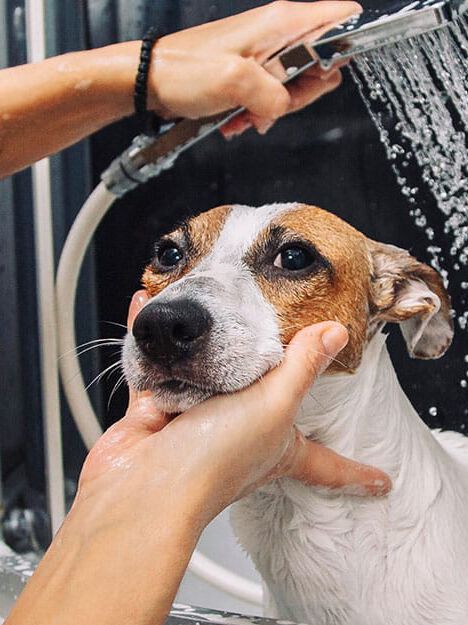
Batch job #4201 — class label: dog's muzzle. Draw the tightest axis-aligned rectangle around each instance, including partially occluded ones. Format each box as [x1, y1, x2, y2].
[132, 298, 213, 365]
[123, 268, 284, 412]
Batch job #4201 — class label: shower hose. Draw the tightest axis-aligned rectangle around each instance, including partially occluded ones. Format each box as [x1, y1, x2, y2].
[56, 180, 263, 607]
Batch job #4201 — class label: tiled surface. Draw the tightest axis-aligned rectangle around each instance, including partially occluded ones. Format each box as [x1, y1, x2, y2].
[0, 548, 281, 625]
[0, 548, 35, 619]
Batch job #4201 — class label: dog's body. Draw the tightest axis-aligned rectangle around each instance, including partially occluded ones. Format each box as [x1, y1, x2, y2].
[123, 202, 467, 625]
[232, 333, 468, 625]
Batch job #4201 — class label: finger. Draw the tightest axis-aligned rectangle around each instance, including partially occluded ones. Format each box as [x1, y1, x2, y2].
[183, 322, 348, 440]
[127, 289, 150, 330]
[226, 58, 291, 119]
[287, 69, 342, 113]
[224, 71, 341, 137]
[219, 322, 349, 434]
[220, 113, 252, 139]
[124, 390, 170, 434]
[221, 112, 273, 139]
[287, 433, 392, 496]
[265, 322, 349, 411]
[222, 66, 346, 138]
[236, 1, 363, 62]
[125, 370, 168, 430]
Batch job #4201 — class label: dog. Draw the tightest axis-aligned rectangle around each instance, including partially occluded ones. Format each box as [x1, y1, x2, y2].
[123, 202, 468, 625]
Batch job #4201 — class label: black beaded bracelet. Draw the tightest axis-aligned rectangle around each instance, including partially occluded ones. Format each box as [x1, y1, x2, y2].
[134, 26, 163, 136]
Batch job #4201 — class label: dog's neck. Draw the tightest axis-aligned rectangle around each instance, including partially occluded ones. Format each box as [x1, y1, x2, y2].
[296, 331, 449, 503]
[234, 332, 468, 625]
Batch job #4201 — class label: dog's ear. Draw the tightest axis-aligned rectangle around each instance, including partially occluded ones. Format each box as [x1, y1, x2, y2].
[367, 240, 454, 359]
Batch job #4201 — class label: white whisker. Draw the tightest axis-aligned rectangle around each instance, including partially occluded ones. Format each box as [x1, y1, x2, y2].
[100, 320, 127, 330]
[107, 373, 127, 409]
[85, 361, 123, 393]
[59, 338, 124, 360]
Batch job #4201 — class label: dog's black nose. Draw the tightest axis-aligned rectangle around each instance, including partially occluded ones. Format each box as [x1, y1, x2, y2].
[132, 299, 213, 363]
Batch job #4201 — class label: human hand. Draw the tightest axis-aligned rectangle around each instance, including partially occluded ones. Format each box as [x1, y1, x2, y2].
[6, 290, 390, 625]
[78, 290, 391, 527]
[144, 1, 362, 136]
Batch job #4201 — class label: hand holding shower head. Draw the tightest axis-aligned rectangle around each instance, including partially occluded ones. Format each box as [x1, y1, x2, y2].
[102, 0, 468, 197]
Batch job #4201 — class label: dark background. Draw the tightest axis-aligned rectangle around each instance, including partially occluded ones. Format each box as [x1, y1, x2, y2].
[89, 0, 467, 433]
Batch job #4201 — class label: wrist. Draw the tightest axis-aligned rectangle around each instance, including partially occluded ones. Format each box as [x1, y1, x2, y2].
[7, 486, 203, 625]
[85, 39, 169, 121]
[72, 41, 141, 120]
[81, 38, 173, 122]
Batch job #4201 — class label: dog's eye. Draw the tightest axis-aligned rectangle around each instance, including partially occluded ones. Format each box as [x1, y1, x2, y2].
[273, 246, 315, 271]
[157, 244, 184, 268]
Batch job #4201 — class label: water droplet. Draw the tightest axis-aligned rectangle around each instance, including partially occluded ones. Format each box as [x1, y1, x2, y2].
[415, 215, 427, 227]
[350, 31, 468, 365]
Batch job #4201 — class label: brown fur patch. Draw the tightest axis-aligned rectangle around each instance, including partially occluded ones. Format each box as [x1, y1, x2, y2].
[252, 205, 372, 372]
[368, 239, 452, 323]
[367, 239, 453, 358]
[142, 205, 231, 297]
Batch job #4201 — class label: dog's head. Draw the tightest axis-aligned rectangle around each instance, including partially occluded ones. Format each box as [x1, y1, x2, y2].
[123, 203, 453, 412]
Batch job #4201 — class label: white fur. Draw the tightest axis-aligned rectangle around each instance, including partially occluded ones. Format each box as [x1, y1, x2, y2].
[232, 333, 468, 625]
[123, 204, 294, 409]
[206, 203, 296, 259]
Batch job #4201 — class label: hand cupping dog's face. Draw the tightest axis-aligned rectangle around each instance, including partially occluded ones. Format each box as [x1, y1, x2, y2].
[123, 202, 453, 413]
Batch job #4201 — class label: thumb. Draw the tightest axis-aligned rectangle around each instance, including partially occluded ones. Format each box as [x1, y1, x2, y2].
[266, 321, 349, 411]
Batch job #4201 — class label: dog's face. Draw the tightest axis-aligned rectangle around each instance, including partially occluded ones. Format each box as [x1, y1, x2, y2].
[123, 203, 453, 412]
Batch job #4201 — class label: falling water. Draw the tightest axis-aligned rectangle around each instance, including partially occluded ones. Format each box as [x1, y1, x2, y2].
[350, 16, 468, 402]
[350, 16, 468, 337]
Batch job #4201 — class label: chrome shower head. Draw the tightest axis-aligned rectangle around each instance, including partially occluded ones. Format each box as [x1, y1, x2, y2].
[294, 0, 468, 71]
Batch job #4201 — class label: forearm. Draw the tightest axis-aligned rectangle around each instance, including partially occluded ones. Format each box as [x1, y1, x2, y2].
[0, 1, 362, 178]
[5, 485, 206, 625]
[0, 41, 140, 178]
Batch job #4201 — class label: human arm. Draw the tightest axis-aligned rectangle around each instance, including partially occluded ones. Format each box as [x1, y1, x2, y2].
[0, 1, 361, 178]
[5, 291, 390, 625]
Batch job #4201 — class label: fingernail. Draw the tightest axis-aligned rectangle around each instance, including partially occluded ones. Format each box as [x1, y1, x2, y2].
[321, 325, 349, 357]
[135, 292, 149, 308]
[221, 121, 251, 140]
[371, 476, 393, 496]
[256, 120, 275, 135]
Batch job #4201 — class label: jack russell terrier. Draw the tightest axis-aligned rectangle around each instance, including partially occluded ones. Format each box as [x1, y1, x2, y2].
[123, 202, 468, 625]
